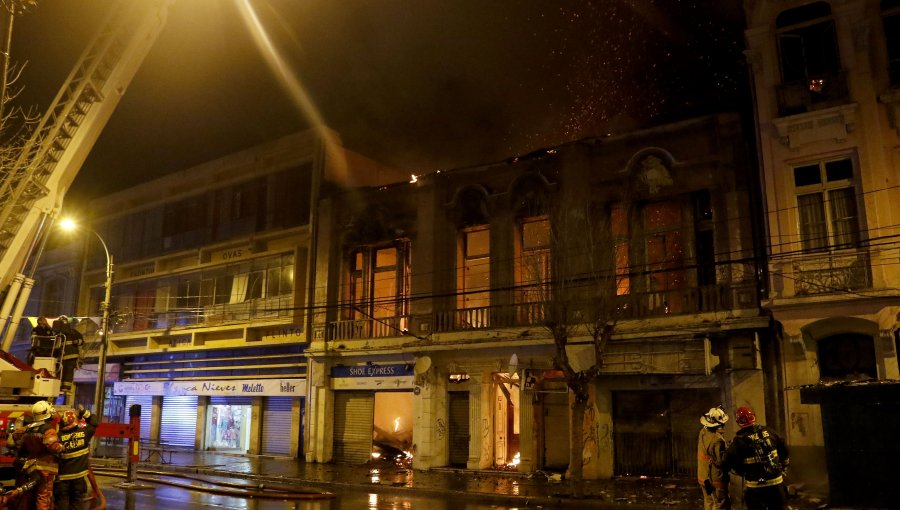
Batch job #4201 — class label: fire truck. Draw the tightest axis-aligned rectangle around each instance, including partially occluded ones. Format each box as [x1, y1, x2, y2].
[0, 1, 173, 505]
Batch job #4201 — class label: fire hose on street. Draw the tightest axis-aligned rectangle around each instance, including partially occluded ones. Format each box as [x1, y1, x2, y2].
[90, 466, 336, 501]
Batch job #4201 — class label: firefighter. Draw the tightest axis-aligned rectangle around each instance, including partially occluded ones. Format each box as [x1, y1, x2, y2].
[723, 406, 790, 510]
[0, 461, 40, 509]
[56, 317, 83, 399]
[10, 401, 64, 510]
[27, 317, 56, 366]
[698, 406, 731, 510]
[55, 405, 99, 510]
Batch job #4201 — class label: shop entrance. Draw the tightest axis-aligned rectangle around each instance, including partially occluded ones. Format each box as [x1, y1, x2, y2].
[205, 397, 252, 451]
[373, 391, 413, 462]
[613, 388, 719, 476]
[493, 372, 520, 467]
[333, 390, 413, 464]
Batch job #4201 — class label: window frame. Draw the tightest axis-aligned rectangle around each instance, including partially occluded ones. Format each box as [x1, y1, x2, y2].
[792, 157, 862, 253]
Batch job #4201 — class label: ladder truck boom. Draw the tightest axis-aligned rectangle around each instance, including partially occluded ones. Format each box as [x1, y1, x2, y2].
[0, 0, 172, 355]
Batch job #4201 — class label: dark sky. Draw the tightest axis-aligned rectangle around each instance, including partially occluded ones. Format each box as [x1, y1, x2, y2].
[11, 0, 746, 209]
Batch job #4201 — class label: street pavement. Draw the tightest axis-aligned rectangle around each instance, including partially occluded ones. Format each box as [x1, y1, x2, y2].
[91, 446, 829, 509]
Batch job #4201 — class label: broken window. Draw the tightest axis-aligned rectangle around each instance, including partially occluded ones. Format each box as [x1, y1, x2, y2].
[883, 0, 900, 85]
[776, 2, 844, 114]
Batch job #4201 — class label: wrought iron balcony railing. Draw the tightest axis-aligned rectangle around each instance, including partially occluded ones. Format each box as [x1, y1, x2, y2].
[324, 283, 758, 340]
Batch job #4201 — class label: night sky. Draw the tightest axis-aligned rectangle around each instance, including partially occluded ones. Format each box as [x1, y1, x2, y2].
[11, 0, 746, 209]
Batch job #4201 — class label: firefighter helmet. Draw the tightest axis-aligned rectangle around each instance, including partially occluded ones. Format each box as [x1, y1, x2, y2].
[735, 406, 757, 428]
[61, 410, 79, 428]
[700, 406, 729, 427]
[31, 401, 56, 422]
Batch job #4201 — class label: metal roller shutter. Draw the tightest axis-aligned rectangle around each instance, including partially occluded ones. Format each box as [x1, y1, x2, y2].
[125, 395, 153, 441]
[262, 397, 294, 455]
[333, 391, 374, 463]
[161, 396, 198, 447]
[209, 396, 253, 406]
[543, 392, 569, 470]
[448, 391, 469, 466]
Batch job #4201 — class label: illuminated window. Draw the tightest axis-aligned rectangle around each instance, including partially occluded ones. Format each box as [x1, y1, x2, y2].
[517, 217, 550, 303]
[611, 205, 630, 296]
[459, 227, 491, 313]
[348, 243, 410, 322]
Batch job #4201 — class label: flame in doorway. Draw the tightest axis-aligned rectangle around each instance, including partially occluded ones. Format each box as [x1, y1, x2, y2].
[510, 452, 521, 466]
[393, 416, 401, 433]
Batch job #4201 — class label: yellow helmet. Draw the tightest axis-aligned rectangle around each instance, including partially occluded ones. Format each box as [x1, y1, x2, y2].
[31, 401, 55, 422]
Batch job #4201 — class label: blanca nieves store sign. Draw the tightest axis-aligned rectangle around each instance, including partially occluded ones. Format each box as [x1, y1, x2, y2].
[114, 379, 306, 397]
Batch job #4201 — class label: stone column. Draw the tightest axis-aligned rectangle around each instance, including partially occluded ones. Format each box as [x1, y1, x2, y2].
[467, 371, 493, 470]
[518, 370, 536, 473]
[586, 384, 614, 479]
[195, 396, 208, 450]
[150, 395, 162, 443]
[306, 358, 334, 463]
[413, 364, 448, 469]
[248, 396, 263, 454]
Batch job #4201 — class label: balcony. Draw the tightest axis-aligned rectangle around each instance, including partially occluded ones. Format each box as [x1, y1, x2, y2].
[112, 295, 294, 334]
[792, 251, 871, 295]
[327, 316, 410, 340]
[324, 283, 757, 340]
[776, 72, 848, 117]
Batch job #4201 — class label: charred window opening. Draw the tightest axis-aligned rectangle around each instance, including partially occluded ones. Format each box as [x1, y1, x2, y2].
[458, 227, 491, 324]
[817, 333, 877, 380]
[347, 242, 411, 324]
[776, 2, 845, 115]
[883, 0, 900, 85]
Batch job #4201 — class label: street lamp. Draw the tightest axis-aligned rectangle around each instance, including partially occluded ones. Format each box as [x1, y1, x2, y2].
[60, 218, 114, 418]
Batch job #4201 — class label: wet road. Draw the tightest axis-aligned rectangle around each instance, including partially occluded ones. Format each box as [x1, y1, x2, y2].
[97, 475, 532, 510]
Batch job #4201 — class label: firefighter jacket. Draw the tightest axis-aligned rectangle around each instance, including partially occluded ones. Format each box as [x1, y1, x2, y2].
[723, 424, 789, 488]
[61, 328, 83, 364]
[10, 420, 64, 474]
[697, 427, 729, 488]
[57, 411, 99, 481]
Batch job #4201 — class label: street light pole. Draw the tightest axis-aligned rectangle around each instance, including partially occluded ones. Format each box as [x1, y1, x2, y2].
[91, 231, 114, 419]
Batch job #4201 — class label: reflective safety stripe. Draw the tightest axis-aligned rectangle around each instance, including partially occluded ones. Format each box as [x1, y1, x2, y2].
[59, 448, 90, 459]
[57, 470, 88, 481]
[745, 475, 783, 488]
[698, 451, 712, 462]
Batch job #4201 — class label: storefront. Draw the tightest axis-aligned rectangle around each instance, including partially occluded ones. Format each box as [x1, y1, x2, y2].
[330, 363, 414, 464]
[114, 378, 306, 454]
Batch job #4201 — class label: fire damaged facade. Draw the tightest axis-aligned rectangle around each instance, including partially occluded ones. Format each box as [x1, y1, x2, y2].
[304, 112, 776, 478]
[745, 0, 900, 502]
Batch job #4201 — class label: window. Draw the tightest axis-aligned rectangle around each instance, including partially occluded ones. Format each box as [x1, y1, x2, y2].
[611, 205, 631, 296]
[516, 217, 550, 304]
[776, 2, 844, 113]
[794, 158, 860, 251]
[884, 0, 900, 85]
[459, 228, 490, 314]
[348, 243, 410, 322]
[644, 201, 686, 313]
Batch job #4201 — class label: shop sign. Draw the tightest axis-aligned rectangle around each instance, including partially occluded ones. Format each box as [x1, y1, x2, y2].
[113, 378, 306, 397]
[74, 364, 120, 383]
[331, 363, 413, 390]
[330, 363, 411, 378]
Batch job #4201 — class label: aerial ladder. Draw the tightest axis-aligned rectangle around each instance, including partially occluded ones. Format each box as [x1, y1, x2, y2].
[0, 0, 172, 398]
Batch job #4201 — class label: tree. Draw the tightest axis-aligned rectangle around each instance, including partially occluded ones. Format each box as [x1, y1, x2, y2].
[531, 194, 634, 496]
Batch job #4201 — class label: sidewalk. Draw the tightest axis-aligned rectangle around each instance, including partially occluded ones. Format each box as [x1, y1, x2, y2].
[91, 447, 827, 509]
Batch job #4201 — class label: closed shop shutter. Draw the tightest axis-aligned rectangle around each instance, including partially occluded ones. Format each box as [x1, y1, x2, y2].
[262, 397, 294, 456]
[448, 391, 469, 466]
[161, 396, 198, 447]
[125, 395, 153, 441]
[333, 391, 374, 463]
[542, 391, 569, 470]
